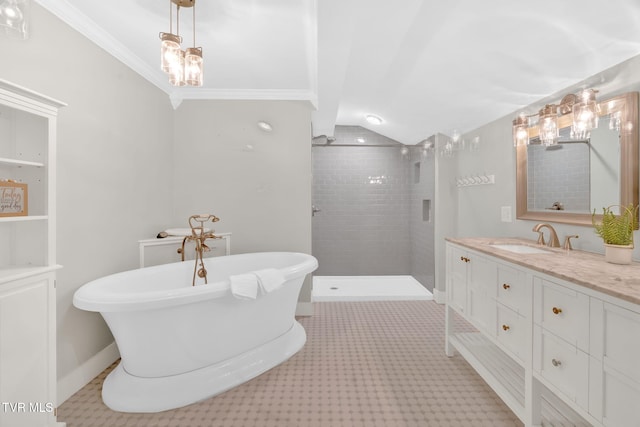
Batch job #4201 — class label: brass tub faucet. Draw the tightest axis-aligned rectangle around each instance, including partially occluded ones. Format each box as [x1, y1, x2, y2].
[178, 214, 222, 286]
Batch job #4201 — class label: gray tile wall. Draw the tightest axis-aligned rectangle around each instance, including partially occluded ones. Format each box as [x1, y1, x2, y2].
[312, 126, 434, 290]
[409, 145, 435, 290]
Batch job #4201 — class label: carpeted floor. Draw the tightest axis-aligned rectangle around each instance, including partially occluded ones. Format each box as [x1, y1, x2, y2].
[58, 301, 523, 426]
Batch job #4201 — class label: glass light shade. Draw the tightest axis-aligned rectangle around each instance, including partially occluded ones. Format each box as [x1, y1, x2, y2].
[572, 90, 598, 139]
[184, 47, 203, 86]
[538, 104, 559, 146]
[365, 114, 383, 125]
[160, 32, 182, 73]
[512, 114, 529, 146]
[0, 0, 28, 39]
[168, 50, 186, 87]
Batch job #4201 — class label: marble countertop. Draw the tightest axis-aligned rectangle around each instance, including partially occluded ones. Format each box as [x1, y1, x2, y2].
[446, 237, 640, 306]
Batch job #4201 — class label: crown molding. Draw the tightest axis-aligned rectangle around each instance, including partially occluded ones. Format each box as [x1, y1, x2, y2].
[36, 0, 179, 95]
[35, 0, 318, 107]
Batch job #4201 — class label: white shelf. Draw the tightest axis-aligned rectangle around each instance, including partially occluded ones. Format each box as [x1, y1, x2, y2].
[0, 215, 47, 223]
[450, 332, 526, 419]
[0, 264, 61, 285]
[0, 157, 45, 168]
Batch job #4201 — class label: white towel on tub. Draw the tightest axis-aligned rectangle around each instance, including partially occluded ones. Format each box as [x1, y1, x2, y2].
[253, 268, 286, 293]
[229, 273, 258, 300]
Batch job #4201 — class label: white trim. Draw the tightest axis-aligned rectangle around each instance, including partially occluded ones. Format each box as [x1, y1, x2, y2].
[296, 302, 313, 316]
[57, 342, 120, 404]
[433, 288, 446, 304]
[33, 1, 319, 107]
[34, 0, 170, 94]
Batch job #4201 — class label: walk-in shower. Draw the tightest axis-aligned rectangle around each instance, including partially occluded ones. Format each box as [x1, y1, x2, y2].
[311, 125, 435, 300]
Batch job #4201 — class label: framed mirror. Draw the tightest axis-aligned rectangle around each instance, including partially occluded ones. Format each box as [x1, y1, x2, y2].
[516, 91, 639, 226]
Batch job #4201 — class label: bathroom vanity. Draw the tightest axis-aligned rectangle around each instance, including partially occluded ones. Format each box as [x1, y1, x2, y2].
[445, 237, 640, 427]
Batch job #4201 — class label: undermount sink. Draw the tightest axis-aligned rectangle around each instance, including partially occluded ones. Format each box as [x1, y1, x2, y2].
[489, 244, 551, 254]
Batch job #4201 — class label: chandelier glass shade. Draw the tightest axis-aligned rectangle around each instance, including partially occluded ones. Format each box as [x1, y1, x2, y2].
[572, 89, 599, 139]
[159, 0, 203, 87]
[512, 114, 529, 147]
[538, 104, 559, 146]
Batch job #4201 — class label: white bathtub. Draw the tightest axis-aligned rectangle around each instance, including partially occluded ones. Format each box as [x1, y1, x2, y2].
[73, 252, 318, 413]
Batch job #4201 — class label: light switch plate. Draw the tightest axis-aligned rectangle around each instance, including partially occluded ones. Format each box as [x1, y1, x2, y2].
[501, 206, 512, 222]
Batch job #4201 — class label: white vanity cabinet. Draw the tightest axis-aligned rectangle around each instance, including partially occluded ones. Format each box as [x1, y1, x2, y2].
[445, 238, 640, 427]
[0, 80, 65, 427]
[445, 244, 497, 334]
[589, 299, 640, 426]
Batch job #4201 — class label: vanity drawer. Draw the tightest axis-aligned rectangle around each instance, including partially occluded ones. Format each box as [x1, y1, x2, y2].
[534, 325, 589, 410]
[533, 278, 589, 351]
[496, 303, 526, 362]
[496, 264, 528, 315]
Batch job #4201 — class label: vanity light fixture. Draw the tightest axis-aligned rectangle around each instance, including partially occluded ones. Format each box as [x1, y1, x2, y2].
[160, 0, 203, 87]
[365, 114, 383, 125]
[511, 88, 599, 147]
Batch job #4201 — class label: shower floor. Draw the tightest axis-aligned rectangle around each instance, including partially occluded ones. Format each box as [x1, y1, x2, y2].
[312, 275, 433, 302]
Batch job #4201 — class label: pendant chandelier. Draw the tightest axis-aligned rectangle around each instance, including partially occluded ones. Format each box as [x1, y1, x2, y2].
[159, 0, 203, 87]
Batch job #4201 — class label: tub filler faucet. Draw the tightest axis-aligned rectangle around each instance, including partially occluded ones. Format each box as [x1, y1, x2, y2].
[178, 214, 222, 286]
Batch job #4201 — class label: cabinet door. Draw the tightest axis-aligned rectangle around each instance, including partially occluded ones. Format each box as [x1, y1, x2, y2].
[447, 245, 468, 314]
[590, 301, 640, 425]
[0, 276, 55, 427]
[600, 366, 640, 427]
[466, 255, 497, 333]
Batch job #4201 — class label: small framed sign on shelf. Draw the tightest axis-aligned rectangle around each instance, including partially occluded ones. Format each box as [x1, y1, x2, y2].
[0, 181, 28, 217]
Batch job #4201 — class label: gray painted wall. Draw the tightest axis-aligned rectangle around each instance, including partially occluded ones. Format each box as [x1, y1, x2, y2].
[448, 55, 640, 290]
[0, 5, 175, 383]
[1, 3, 313, 398]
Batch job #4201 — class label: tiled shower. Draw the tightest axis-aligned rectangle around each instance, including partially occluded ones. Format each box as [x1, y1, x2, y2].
[312, 126, 435, 291]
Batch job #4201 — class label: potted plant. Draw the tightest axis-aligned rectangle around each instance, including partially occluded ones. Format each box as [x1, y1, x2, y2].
[592, 204, 638, 264]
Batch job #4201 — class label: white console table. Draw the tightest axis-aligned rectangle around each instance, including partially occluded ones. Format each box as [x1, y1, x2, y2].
[138, 233, 231, 268]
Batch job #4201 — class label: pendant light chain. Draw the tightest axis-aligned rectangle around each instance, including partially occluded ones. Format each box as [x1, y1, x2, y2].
[193, 2, 196, 47]
[169, 0, 173, 34]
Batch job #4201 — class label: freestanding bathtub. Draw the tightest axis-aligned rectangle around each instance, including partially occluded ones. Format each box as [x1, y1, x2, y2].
[73, 252, 318, 413]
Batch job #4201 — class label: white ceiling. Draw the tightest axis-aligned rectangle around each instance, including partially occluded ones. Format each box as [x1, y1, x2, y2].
[36, 0, 640, 145]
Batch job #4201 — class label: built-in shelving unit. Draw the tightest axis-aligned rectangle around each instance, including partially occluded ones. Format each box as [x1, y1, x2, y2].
[0, 79, 66, 426]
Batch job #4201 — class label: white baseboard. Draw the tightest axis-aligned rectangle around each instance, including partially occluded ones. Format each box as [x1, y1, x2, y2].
[433, 288, 445, 304]
[296, 302, 313, 316]
[58, 342, 120, 404]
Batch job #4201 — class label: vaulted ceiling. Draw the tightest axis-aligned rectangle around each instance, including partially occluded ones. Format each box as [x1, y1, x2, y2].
[36, 0, 640, 144]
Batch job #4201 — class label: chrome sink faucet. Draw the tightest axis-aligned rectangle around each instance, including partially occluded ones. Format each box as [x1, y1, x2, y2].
[532, 223, 560, 247]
